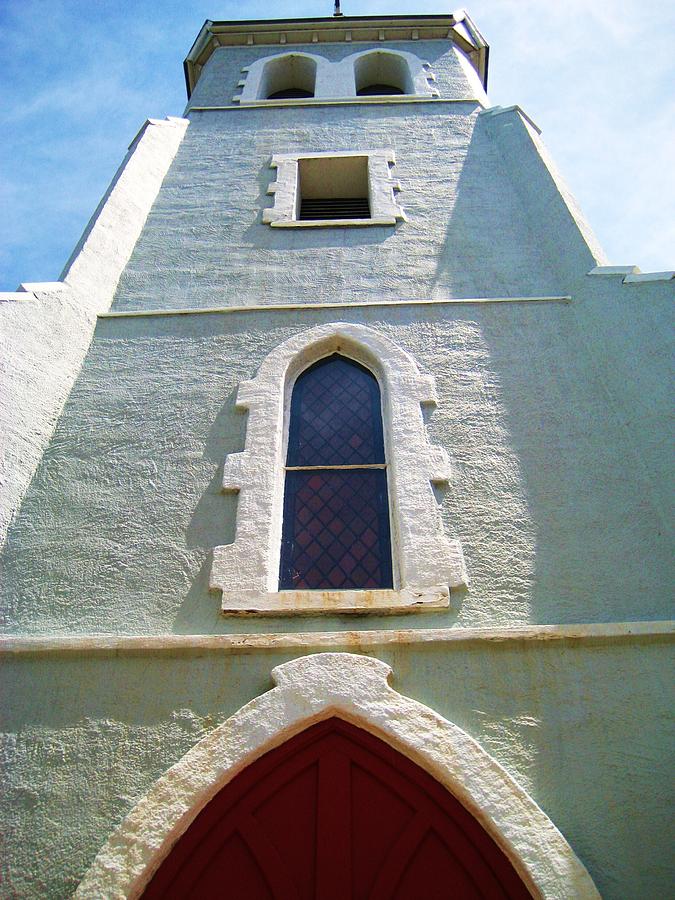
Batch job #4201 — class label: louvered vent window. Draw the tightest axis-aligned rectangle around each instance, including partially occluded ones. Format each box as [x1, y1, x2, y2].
[297, 156, 371, 221]
[279, 355, 393, 590]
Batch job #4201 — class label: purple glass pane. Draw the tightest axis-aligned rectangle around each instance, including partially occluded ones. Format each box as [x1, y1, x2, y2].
[287, 355, 385, 466]
[280, 469, 393, 590]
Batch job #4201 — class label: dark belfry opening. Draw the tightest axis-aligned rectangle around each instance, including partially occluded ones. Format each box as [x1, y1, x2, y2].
[297, 155, 371, 221]
[279, 354, 393, 590]
[356, 83, 405, 95]
[267, 87, 314, 99]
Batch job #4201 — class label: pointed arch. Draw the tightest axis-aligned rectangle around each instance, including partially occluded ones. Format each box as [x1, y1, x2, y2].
[208, 322, 467, 614]
[279, 353, 394, 591]
[75, 653, 601, 899]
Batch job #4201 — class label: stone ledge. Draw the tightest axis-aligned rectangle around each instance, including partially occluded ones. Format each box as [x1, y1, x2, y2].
[1, 620, 672, 656]
[623, 271, 674, 283]
[479, 104, 541, 134]
[587, 265, 640, 276]
[269, 216, 398, 228]
[587, 265, 675, 283]
[190, 97, 485, 111]
[100, 295, 572, 319]
[220, 586, 449, 615]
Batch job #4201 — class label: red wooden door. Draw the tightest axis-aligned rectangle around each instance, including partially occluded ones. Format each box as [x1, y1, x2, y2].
[143, 718, 531, 899]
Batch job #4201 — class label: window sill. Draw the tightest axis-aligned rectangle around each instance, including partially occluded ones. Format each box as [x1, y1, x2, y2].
[220, 586, 450, 616]
[269, 217, 397, 228]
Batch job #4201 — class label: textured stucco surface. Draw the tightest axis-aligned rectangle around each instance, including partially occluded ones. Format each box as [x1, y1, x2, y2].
[107, 41, 601, 312]
[111, 107, 596, 311]
[2, 292, 672, 636]
[74, 653, 600, 900]
[2, 639, 672, 898]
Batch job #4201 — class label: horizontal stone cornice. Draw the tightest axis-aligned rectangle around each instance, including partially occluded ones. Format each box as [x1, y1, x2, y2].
[102, 295, 572, 320]
[188, 97, 485, 111]
[1, 621, 672, 657]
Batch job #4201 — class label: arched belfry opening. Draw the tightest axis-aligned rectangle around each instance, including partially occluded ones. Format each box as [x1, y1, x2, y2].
[279, 354, 393, 591]
[259, 53, 317, 99]
[354, 50, 412, 96]
[142, 717, 531, 899]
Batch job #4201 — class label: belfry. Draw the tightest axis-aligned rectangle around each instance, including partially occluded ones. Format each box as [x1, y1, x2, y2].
[1, 10, 673, 898]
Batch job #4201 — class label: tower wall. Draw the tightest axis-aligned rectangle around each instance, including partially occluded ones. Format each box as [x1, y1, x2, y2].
[112, 40, 602, 313]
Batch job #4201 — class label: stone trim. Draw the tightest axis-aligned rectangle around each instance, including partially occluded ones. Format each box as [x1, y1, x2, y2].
[75, 653, 600, 899]
[479, 104, 542, 134]
[587, 265, 675, 283]
[211, 586, 449, 615]
[623, 271, 675, 282]
[234, 47, 437, 105]
[183, 13, 489, 98]
[262, 149, 405, 227]
[209, 323, 467, 613]
[2, 621, 672, 657]
[99, 295, 572, 319]
[190, 97, 484, 110]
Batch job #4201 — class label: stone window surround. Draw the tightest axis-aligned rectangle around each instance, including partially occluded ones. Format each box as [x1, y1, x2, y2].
[262, 149, 405, 228]
[209, 323, 468, 615]
[234, 47, 438, 105]
[75, 653, 601, 900]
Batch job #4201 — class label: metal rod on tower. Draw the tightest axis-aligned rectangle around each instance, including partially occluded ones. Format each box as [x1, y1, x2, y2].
[334, 1, 343, 17]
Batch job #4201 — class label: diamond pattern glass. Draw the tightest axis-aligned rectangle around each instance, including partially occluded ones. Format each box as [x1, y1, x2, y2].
[287, 355, 385, 466]
[279, 470, 393, 589]
[280, 355, 392, 590]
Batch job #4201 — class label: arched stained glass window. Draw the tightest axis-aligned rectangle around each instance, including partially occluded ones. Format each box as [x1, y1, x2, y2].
[279, 354, 393, 590]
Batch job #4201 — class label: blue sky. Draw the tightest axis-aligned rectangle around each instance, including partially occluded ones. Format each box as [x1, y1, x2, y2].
[1, 0, 673, 291]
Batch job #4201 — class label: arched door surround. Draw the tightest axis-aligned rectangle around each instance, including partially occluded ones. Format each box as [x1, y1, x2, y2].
[75, 653, 600, 900]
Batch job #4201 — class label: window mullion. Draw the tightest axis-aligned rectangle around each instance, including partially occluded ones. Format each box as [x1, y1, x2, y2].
[285, 464, 387, 471]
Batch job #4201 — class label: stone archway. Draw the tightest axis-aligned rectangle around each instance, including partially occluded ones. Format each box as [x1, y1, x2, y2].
[75, 653, 600, 899]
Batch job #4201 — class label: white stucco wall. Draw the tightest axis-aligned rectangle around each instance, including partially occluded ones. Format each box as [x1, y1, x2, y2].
[2, 288, 672, 636]
[111, 41, 602, 313]
[186, 40, 483, 109]
[2, 638, 672, 898]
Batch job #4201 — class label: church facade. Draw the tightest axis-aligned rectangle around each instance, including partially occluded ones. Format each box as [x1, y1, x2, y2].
[1, 11, 673, 898]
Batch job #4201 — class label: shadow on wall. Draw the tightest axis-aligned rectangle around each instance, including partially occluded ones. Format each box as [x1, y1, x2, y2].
[432, 111, 671, 623]
[174, 330, 466, 635]
[432, 113, 571, 299]
[185, 389, 242, 551]
[455, 295, 672, 624]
